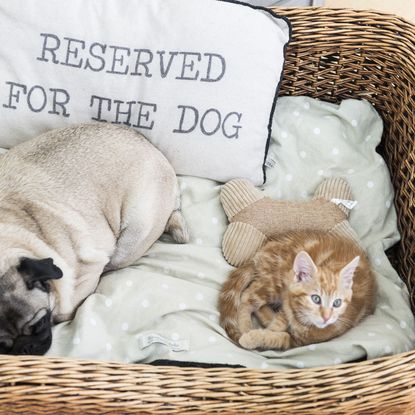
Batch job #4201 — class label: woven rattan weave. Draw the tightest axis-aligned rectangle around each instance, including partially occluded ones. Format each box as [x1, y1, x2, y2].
[0, 7, 414, 415]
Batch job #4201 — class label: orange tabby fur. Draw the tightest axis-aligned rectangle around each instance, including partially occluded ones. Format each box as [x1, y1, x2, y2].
[219, 230, 376, 350]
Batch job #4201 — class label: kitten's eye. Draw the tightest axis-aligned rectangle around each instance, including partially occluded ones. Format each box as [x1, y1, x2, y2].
[311, 295, 321, 305]
[333, 299, 342, 308]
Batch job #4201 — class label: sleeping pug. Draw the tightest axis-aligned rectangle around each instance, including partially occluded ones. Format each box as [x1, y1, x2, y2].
[0, 123, 188, 355]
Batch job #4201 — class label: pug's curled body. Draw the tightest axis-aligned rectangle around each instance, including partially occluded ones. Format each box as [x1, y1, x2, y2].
[0, 123, 188, 355]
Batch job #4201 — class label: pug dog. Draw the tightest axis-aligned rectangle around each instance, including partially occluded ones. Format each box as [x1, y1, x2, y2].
[0, 123, 189, 355]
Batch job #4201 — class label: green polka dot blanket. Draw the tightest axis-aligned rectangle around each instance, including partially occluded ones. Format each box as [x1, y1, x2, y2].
[48, 96, 415, 369]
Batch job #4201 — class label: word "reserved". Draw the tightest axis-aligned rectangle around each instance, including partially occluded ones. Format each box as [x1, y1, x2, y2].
[37, 33, 226, 82]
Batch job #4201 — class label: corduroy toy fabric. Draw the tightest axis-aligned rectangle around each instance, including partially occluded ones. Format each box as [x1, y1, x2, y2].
[220, 177, 360, 267]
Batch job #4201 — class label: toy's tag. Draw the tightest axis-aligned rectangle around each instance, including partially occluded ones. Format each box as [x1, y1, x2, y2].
[139, 333, 190, 352]
[265, 154, 277, 168]
[330, 198, 358, 210]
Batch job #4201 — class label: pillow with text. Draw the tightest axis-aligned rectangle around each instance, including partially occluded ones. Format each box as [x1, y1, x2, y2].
[0, 0, 291, 184]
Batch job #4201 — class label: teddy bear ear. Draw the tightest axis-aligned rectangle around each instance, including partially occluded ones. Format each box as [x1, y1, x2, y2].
[313, 177, 354, 217]
[220, 179, 263, 220]
[222, 222, 266, 267]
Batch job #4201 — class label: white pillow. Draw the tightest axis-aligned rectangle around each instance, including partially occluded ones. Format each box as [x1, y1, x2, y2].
[0, 0, 291, 184]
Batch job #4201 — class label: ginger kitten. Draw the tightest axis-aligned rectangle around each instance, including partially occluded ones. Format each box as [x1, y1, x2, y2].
[219, 230, 376, 350]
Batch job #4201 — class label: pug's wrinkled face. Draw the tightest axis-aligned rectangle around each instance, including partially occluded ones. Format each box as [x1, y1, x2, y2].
[0, 257, 62, 355]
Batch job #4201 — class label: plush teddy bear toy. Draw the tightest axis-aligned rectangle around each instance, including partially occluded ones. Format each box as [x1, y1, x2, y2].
[220, 177, 360, 267]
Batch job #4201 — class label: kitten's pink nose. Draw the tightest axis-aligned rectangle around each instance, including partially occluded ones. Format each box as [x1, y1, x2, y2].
[321, 309, 332, 322]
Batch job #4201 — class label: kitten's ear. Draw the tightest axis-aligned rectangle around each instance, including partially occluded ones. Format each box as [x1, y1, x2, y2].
[293, 251, 317, 282]
[340, 256, 360, 289]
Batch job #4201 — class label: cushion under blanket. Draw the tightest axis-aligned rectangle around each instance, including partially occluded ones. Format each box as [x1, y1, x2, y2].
[47, 96, 415, 369]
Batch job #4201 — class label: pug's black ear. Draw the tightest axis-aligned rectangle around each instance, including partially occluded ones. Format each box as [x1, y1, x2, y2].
[18, 258, 63, 286]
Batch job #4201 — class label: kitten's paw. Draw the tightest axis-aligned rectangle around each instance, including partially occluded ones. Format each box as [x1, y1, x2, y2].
[239, 330, 291, 350]
[272, 332, 291, 351]
[239, 330, 263, 350]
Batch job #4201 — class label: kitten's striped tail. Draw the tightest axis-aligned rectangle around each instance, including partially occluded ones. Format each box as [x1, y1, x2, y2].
[219, 263, 255, 343]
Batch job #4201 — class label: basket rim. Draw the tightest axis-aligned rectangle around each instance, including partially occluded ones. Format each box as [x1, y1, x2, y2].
[275, 6, 415, 32]
[1, 349, 414, 375]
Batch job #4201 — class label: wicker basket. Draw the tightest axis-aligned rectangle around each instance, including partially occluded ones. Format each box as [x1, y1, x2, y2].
[1, 7, 414, 415]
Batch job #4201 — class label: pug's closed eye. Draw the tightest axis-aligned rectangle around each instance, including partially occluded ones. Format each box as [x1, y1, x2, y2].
[33, 280, 50, 293]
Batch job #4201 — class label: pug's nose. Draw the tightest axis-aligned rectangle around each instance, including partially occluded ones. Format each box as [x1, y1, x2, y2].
[11, 329, 52, 355]
[19, 343, 36, 355]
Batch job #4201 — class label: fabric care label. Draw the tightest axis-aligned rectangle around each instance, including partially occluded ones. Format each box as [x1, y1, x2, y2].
[139, 333, 190, 352]
[330, 198, 358, 210]
[0, 0, 290, 184]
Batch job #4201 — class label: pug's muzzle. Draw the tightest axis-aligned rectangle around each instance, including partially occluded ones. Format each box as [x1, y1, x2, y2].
[9, 311, 52, 355]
